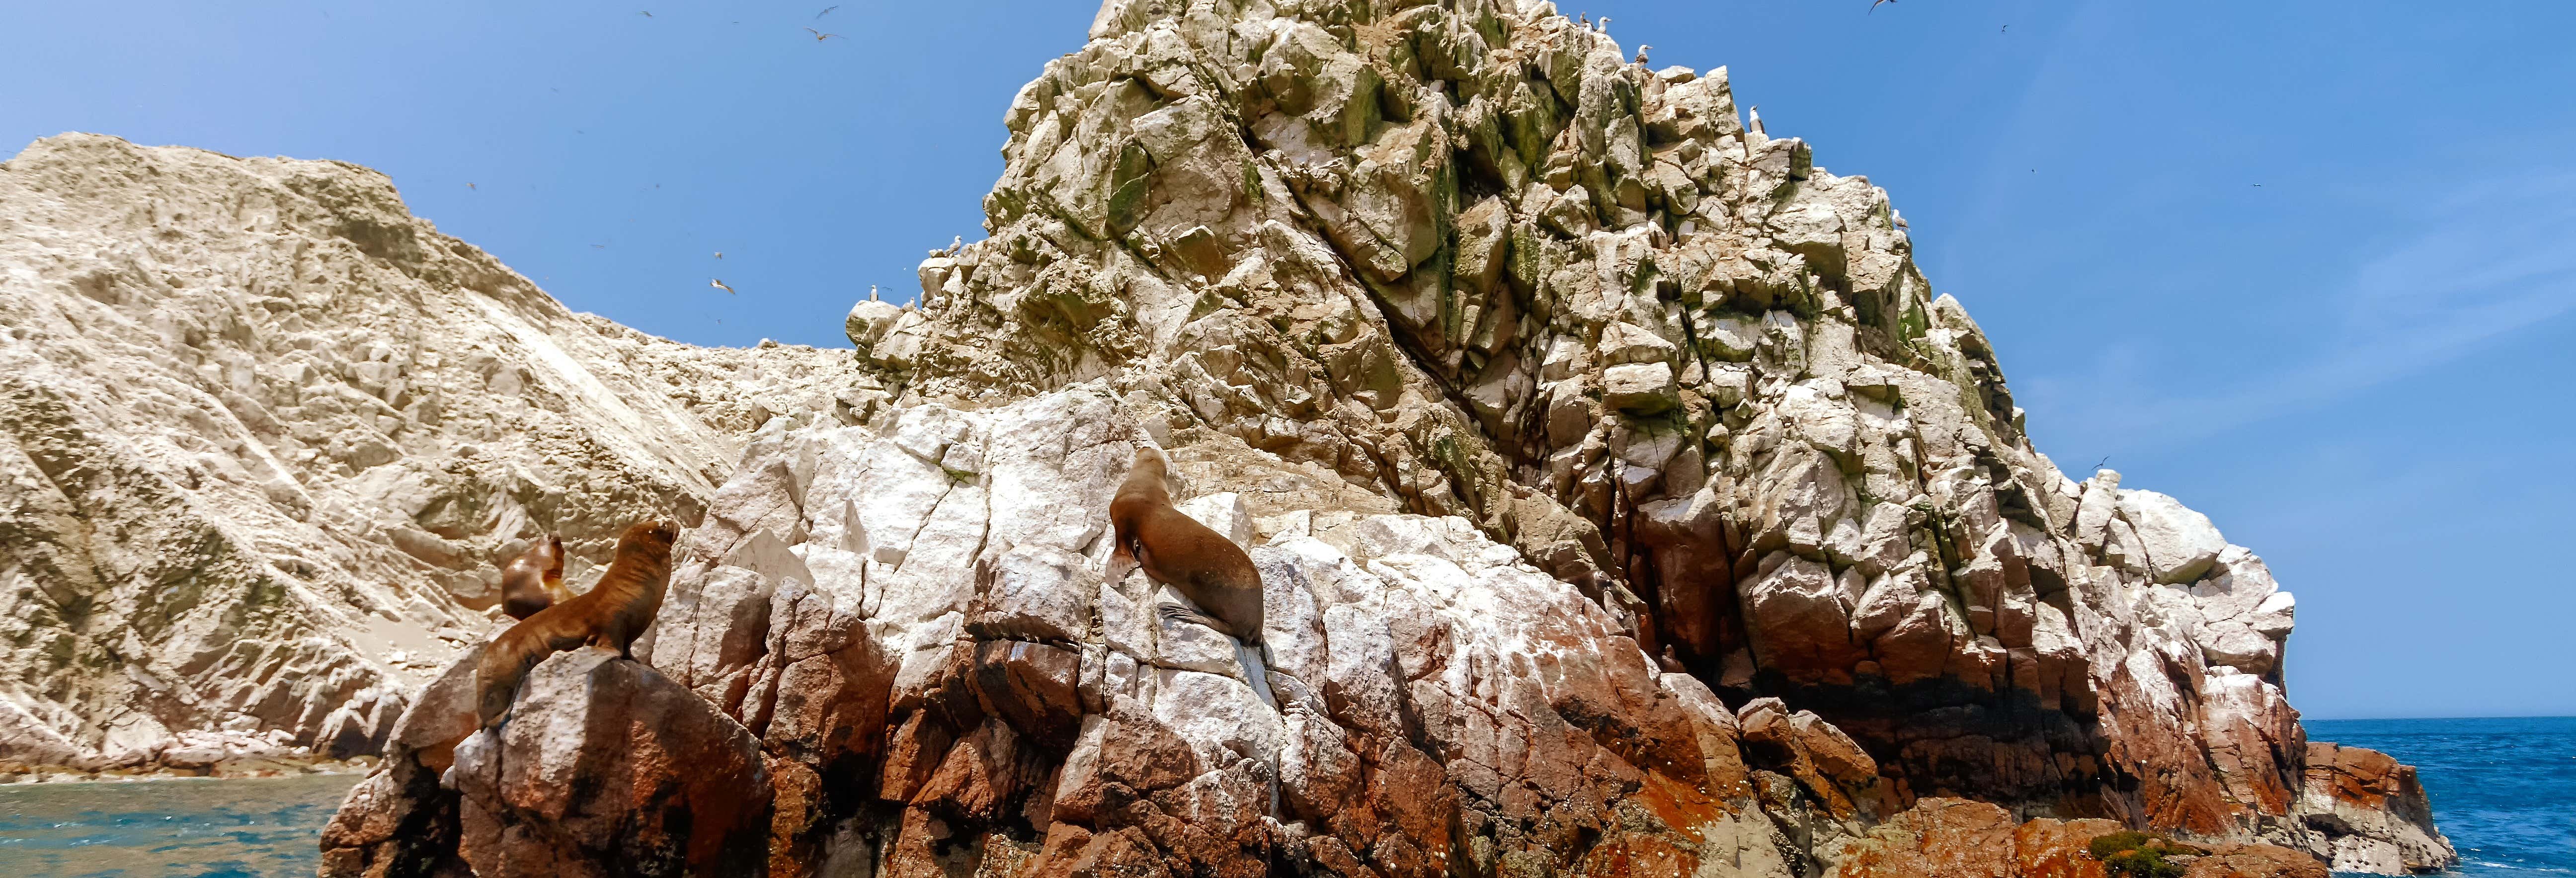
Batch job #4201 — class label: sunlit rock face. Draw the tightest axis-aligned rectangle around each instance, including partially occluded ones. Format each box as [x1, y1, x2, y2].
[0, 133, 869, 774]
[0, 0, 2431, 874]
[773, 0, 2444, 871]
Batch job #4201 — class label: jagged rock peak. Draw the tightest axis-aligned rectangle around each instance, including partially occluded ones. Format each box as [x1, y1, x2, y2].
[0, 133, 872, 774]
[311, 0, 2453, 875]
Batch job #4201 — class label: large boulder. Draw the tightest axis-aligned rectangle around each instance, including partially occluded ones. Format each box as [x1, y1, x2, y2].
[318, 643, 485, 878]
[446, 647, 772, 878]
[2298, 742, 2453, 874]
[2119, 490, 2231, 584]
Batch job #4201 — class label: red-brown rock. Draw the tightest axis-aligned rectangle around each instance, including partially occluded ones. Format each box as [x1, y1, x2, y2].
[2012, 817, 2124, 878]
[2183, 843, 2331, 878]
[1833, 798, 2018, 878]
[447, 647, 771, 878]
[317, 644, 485, 878]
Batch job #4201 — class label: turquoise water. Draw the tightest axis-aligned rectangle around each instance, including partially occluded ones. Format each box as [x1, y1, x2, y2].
[0, 719, 2564, 876]
[0, 773, 361, 877]
[2311, 716, 2576, 876]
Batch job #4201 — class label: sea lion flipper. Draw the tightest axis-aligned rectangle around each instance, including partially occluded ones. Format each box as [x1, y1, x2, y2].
[1156, 603, 1224, 632]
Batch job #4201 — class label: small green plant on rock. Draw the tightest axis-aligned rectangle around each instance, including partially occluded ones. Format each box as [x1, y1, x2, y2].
[2088, 830, 2207, 878]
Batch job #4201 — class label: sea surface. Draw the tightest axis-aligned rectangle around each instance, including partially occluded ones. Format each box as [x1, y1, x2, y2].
[0, 772, 360, 877]
[0, 718, 2564, 876]
[2312, 716, 2576, 877]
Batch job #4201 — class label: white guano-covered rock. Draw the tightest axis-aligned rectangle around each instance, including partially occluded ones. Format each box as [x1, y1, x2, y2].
[2120, 488, 2232, 584]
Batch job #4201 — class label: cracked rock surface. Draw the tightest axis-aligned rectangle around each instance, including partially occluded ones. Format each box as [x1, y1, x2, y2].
[718, 1, 2446, 873]
[0, 0, 2450, 875]
[0, 133, 868, 774]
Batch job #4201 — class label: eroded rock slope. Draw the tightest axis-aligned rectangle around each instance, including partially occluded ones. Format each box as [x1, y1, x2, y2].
[325, 1, 2452, 876]
[0, 134, 867, 773]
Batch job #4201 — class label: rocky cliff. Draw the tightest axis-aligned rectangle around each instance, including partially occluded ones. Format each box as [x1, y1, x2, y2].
[0, 134, 869, 775]
[0, 0, 2451, 875]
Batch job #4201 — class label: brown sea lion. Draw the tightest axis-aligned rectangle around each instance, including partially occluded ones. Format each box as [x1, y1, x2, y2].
[474, 520, 678, 728]
[1109, 446, 1263, 641]
[496, 534, 565, 621]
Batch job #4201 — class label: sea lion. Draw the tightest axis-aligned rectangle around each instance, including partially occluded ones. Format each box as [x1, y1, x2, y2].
[1110, 447, 1264, 641]
[496, 534, 565, 621]
[474, 520, 679, 728]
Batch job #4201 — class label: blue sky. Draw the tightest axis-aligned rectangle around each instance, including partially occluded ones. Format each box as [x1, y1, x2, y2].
[4, 0, 2569, 720]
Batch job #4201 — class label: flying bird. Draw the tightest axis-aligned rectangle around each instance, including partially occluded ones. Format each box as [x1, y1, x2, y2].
[467, 182, 476, 190]
[712, 279, 737, 295]
[638, 10, 652, 16]
[816, 5, 838, 17]
[1870, 0, 1895, 12]
[2002, 24, 2010, 33]
[714, 251, 724, 258]
[591, 244, 606, 249]
[804, 27, 842, 41]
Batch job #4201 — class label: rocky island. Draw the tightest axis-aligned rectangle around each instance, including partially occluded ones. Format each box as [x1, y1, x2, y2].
[0, 1, 2450, 876]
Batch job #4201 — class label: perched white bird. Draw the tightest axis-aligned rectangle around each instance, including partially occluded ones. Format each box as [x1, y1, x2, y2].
[712, 279, 737, 295]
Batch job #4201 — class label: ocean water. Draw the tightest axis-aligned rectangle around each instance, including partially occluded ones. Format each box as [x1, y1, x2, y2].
[2311, 716, 2576, 876]
[0, 773, 361, 877]
[0, 719, 2563, 876]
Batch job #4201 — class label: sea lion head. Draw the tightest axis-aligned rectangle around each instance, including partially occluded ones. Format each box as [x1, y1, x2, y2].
[1123, 446, 1170, 498]
[498, 534, 569, 619]
[619, 520, 680, 562]
[1109, 447, 1171, 570]
[540, 535, 564, 581]
[501, 534, 563, 577]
